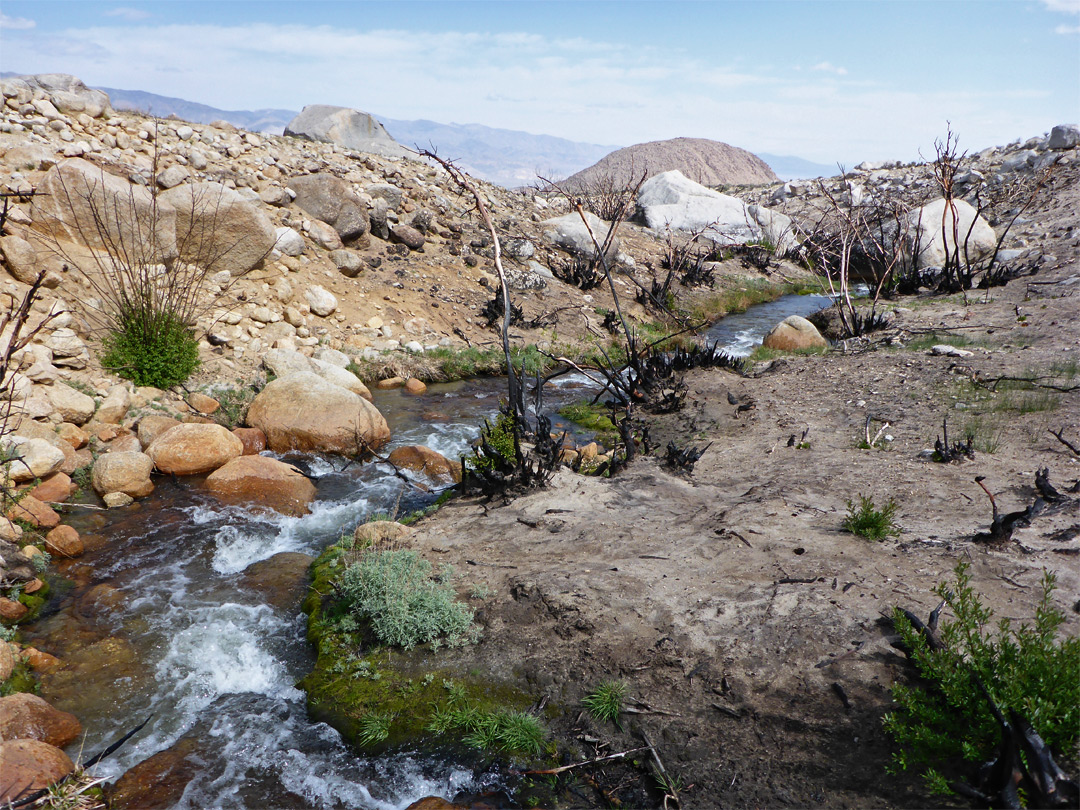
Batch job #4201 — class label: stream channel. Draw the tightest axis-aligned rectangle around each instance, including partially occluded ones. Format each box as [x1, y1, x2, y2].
[21, 292, 831, 809]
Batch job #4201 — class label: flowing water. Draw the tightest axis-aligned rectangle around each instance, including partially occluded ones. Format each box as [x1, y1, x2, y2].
[22, 293, 832, 809]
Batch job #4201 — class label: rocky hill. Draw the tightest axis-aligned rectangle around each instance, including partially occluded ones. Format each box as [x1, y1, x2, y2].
[562, 136, 779, 190]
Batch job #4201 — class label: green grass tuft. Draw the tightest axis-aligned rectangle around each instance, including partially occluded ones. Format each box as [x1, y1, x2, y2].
[582, 680, 628, 725]
[356, 711, 393, 746]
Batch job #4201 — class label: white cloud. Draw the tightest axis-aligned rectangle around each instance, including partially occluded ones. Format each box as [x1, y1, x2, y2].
[0, 12, 36, 30]
[1040, 0, 1080, 13]
[811, 61, 848, 76]
[1054, 22, 1080, 32]
[105, 8, 152, 21]
[0, 20, 1071, 165]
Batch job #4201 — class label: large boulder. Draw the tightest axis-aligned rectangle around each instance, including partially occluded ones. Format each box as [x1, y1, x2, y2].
[2, 144, 57, 172]
[388, 445, 461, 484]
[204, 455, 317, 516]
[7, 495, 60, 529]
[262, 348, 371, 401]
[159, 182, 277, 275]
[907, 198, 997, 271]
[22, 73, 110, 118]
[304, 284, 338, 317]
[44, 383, 96, 425]
[0, 233, 63, 287]
[0, 692, 82, 748]
[30, 159, 177, 263]
[146, 424, 243, 475]
[746, 204, 798, 255]
[0, 739, 74, 803]
[239, 552, 315, 610]
[762, 315, 828, 352]
[636, 170, 761, 244]
[1047, 124, 1079, 150]
[310, 359, 372, 401]
[353, 520, 413, 548]
[284, 105, 411, 159]
[4, 438, 65, 483]
[246, 372, 390, 455]
[286, 174, 369, 242]
[91, 451, 154, 498]
[541, 211, 619, 260]
[137, 414, 182, 449]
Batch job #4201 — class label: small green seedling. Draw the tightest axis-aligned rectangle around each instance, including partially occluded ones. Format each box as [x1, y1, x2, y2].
[842, 495, 899, 541]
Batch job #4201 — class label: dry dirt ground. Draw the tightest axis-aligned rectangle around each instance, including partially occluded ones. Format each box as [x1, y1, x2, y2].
[395, 164, 1080, 808]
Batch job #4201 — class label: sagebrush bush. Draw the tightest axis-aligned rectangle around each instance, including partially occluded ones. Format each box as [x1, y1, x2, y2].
[101, 310, 199, 389]
[884, 562, 1080, 795]
[336, 550, 478, 650]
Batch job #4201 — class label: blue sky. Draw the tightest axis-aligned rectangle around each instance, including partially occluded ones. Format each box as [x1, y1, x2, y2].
[2, 1, 1077, 166]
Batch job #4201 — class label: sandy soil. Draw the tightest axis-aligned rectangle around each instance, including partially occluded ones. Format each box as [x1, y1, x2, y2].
[396, 162, 1080, 807]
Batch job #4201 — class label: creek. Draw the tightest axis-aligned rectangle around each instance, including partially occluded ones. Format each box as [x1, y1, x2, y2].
[20, 292, 832, 809]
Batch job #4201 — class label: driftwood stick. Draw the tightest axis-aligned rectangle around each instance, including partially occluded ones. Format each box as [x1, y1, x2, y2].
[524, 746, 649, 775]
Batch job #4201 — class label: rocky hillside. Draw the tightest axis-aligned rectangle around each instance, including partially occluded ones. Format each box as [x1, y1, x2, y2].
[562, 136, 779, 190]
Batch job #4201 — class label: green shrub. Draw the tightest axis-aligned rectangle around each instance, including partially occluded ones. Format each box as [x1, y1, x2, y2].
[842, 494, 899, 541]
[101, 310, 199, 389]
[884, 562, 1080, 795]
[335, 550, 478, 650]
[582, 680, 627, 725]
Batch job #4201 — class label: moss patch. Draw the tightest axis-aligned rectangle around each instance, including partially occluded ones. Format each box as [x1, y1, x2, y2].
[300, 543, 549, 761]
[0, 660, 38, 697]
[558, 401, 619, 447]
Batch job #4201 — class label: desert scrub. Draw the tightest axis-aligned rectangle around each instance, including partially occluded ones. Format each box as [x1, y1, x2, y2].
[884, 562, 1080, 796]
[582, 679, 628, 725]
[842, 495, 899, 541]
[335, 549, 479, 650]
[348, 343, 553, 384]
[208, 380, 260, 428]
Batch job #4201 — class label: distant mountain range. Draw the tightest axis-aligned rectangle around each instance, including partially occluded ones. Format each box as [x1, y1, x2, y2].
[98, 86, 297, 135]
[97, 85, 618, 187]
[755, 153, 837, 181]
[4, 76, 836, 185]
